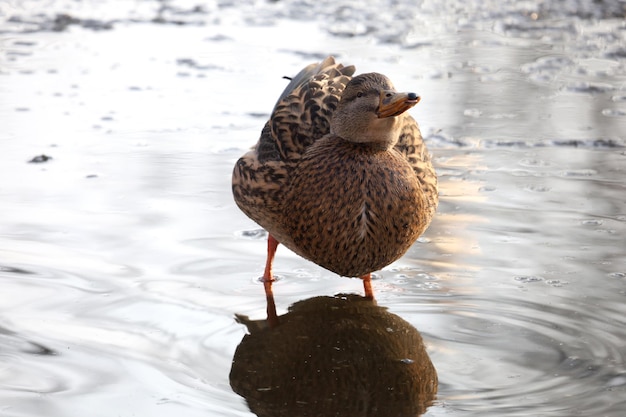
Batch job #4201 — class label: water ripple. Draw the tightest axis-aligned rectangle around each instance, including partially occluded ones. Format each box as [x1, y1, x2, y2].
[396, 292, 626, 416]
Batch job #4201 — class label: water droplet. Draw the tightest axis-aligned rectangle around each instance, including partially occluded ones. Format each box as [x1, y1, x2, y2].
[519, 158, 551, 167]
[416, 273, 438, 281]
[514, 275, 543, 283]
[559, 169, 597, 177]
[525, 184, 551, 192]
[581, 219, 604, 226]
[238, 229, 267, 239]
[601, 108, 626, 117]
[567, 81, 614, 94]
[424, 282, 441, 290]
[399, 358, 414, 364]
[511, 169, 534, 177]
[463, 108, 482, 118]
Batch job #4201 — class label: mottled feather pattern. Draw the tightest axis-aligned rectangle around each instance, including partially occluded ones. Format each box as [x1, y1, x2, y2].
[233, 58, 355, 245]
[256, 122, 280, 163]
[232, 57, 438, 279]
[395, 114, 438, 220]
[270, 69, 353, 161]
[284, 137, 427, 277]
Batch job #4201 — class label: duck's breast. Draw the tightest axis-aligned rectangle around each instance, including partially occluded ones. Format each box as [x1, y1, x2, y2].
[284, 137, 427, 277]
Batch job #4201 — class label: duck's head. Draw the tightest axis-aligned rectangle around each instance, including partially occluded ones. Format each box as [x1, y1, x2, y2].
[330, 72, 420, 149]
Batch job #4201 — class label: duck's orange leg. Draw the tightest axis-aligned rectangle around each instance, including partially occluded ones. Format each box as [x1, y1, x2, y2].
[361, 273, 375, 299]
[263, 234, 279, 327]
[262, 234, 279, 283]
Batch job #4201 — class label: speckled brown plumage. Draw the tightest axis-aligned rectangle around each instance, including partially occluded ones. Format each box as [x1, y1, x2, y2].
[284, 138, 426, 277]
[232, 56, 438, 291]
[232, 58, 355, 246]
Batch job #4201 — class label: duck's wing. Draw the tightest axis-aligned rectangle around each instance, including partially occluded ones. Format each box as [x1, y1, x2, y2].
[233, 57, 354, 242]
[261, 56, 355, 162]
[394, 114, 439, 220]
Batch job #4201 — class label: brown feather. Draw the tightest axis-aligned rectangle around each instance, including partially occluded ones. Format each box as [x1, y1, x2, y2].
[232, 56, 438, 278]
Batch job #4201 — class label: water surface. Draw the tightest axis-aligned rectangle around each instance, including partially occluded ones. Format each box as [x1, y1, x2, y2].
[1, 1, 625, 416]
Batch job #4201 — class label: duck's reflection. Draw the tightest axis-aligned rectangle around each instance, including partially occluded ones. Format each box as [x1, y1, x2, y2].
[230, 294, 437, 417]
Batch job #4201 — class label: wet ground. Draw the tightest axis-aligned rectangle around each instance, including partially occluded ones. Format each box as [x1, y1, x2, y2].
[1, 1, 625, 416]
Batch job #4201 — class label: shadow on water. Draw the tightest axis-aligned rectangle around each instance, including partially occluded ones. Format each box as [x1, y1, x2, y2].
[230, 294, 437, 417]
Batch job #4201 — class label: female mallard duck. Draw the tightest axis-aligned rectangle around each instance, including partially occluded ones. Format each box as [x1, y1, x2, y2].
[232, 56, 438, 300]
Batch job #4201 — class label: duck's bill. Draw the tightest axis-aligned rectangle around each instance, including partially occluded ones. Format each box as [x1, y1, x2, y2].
[377, 91, 420, 118]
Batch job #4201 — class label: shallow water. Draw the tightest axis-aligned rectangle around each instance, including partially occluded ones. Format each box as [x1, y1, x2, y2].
[1, 1, 625, 416]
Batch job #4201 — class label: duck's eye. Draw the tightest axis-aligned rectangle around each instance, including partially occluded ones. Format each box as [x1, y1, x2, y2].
[356, 92, 363, 98]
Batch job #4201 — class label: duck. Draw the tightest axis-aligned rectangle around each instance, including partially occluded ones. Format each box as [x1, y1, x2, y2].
[232, 56, 438, 301]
